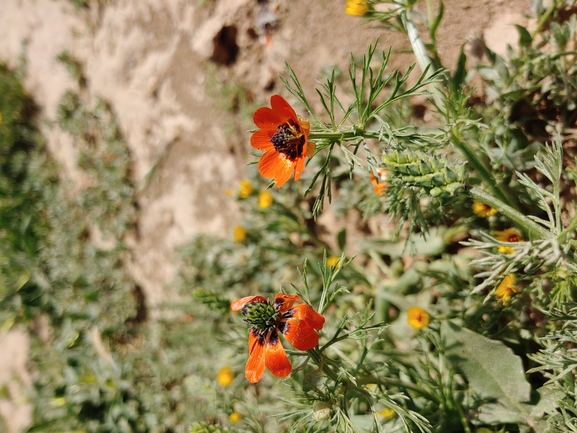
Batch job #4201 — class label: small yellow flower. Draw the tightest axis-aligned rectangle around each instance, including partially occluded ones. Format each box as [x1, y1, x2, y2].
[376, 408, 396, 419]
[495, 274, 517, 305]
[229, 412, 242, 424]
[345, 0, 368, 16]
[407, 306, 430, 330]
[495, 228, 522, 254]
[233, 225, 247, 242]
[472, 200, 498, 218]
[258, 190, 273, 209]
[217, 366, 235, 387]
[238, 179, 254, 199]
[326, 255, 340, 268]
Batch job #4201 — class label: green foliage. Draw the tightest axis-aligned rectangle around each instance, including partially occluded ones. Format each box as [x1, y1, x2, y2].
[4, 0, 577, 432]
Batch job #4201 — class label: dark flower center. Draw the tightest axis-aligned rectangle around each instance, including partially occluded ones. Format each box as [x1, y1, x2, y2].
[270, 119, 306, 161]
[509, 234, 519, 242]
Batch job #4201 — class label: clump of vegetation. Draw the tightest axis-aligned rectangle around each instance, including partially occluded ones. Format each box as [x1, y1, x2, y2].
[4, 1, 577, 432]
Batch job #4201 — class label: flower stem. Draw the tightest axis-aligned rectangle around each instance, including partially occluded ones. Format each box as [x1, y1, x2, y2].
[470, 187, 551, 240]
[356, 376, 441, 405]
[450, 130, 518, 209]
[307, 347, 340, 382]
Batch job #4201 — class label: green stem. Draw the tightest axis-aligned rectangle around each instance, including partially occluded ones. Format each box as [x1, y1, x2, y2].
[400, 5, 519, 211]
[450, 131, 518, 210]
[307, 347, 340, 382]
[531, 0, 558, 39]
[308, 130, 383, 141]
[470, 187, 551, 240]
[356, 376, 441, 405]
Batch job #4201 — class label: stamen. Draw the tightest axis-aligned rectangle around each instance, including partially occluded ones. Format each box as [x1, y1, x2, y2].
[277, 321, 289, 335]
[269, 329, 280, 346]
[270, 119, 306, 161]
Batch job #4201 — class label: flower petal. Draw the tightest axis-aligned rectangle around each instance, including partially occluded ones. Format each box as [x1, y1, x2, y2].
[253, 106, 285, 129]
[265, 330, 292, 378]
[258, 151, 294, 187]
[250, 130, 275, 152]
[273, 294, 302, 312]
[270, 94, 298, 123]
[291, 304, 325, 330]
[282, 319, 319, 351]
[245, 330, 266, 383]
[293, 156, 306, 181]
[305, 140, 316, 158]
[231, 295, 267, 311]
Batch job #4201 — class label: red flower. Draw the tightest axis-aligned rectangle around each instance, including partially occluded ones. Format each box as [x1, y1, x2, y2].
[231, 293, 325, 383]
[250, 95, 316, 187]
[370, 168, 388, 196]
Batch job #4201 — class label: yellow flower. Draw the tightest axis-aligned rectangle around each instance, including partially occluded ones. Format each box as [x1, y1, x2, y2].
[238, 179, 254, 199]
[258, 190, 273, 209]
[345, 0, 369, 16]
[326, 255, 340, 268]
[407, 306, 430, 330]
[233, 225, 247, 242]
[376, 408, 396, 419]
[472, 200, 498, 218]
[217, 366, 235, 387]
[495, 274, 517, 305]
[495, 228, 522, 254]
[229, 412, 242, 424]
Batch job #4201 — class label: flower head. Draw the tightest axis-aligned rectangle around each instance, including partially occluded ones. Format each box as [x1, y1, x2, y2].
[258, 190, 273, 209]
[345, 0, 369, 16]
[238, 179, 254, 199]
[376, 408, 396, 419]
[495, 228, 522, 254]
[217, 366, 235, 387]
[233, 225, 247, 242]
[407, 306, 430, 330]
[229, 412, 242, 424]
[495, 274, 517, 305]
[370, 168, 387, 195]
[250, 95, 315, 187]
[231, 293, 325, 383]
[472, 200, 498, 218]
[326, 255, 340, 268]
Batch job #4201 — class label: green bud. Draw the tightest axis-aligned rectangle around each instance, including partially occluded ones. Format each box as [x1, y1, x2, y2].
[313, 401, 332, 421]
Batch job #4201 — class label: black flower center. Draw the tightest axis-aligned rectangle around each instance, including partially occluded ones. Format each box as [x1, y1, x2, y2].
[270, 119, 306, 161]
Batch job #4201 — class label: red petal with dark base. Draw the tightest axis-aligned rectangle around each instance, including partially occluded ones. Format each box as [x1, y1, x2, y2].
[264, 333, 292, 378]
[231, 295, 267, 311]
[291, 304, 326, 330]
[282, 319, 319, 351]
[245, 330, 266, 383]
[274, 294, 302, 312]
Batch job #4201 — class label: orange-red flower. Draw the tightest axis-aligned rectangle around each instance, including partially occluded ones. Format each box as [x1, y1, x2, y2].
[231, 293, 325, 383]
[250, 95, 316, 187]
[370, 168, 388, 195]
[407, 306, 430, 330]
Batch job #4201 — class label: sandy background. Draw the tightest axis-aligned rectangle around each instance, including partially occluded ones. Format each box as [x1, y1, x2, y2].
[0, 0, 531, 430]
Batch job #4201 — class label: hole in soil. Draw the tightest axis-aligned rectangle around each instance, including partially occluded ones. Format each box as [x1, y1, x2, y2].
[211, 25, 239, 66]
